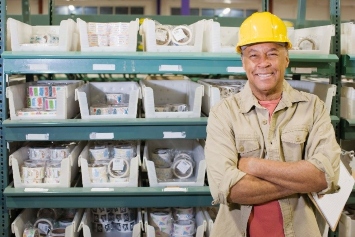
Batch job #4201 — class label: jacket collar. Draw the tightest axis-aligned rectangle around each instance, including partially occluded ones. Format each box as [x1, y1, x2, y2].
[238, 80, 309, 113]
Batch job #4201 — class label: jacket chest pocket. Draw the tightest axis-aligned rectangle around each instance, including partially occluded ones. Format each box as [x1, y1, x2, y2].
[235, 134, 261, 158]
[281, 127, 308, 162]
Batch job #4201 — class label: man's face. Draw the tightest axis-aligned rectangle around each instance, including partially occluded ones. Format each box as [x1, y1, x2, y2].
[241, 42, 290, 100]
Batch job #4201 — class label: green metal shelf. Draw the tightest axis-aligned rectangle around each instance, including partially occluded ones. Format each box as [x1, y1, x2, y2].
[341, 54, 355, 76]
[2, 117, 208, 141]
[340, 118, 355, 139]
[1, 51, 338, 75]
[3, 185, 212, 208]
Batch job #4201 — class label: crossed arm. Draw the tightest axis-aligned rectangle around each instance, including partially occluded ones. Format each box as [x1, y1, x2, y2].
[228, 158, 327, 205]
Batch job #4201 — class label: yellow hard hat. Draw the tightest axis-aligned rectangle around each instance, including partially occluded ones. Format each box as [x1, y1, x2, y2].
[236, 12, 292, 53]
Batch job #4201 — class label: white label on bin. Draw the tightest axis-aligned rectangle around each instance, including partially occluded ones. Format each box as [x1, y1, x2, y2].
[91, 188, 114, 192]
[90, 132, 114, 140]
[159, 65, 183, 71]
[26, 134, 49, 140]
[24, 188, 49, 192]
[29, 64, 48, 71]
[163, 131, 186, 138]
[93, 64, 115, 70]
[163, 187, 188, 192]
[227, 67, 245, 73]
[113, 159, 124, 171]
[291, 67, 317, 74]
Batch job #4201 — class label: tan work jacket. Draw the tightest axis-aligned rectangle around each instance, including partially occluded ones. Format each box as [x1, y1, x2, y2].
[205, 80, 341, 237]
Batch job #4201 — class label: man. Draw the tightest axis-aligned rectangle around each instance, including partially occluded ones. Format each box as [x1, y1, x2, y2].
[205, 12, 340, 237]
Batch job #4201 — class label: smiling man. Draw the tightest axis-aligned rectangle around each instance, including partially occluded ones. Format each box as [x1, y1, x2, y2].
[205, 12, 341, 237]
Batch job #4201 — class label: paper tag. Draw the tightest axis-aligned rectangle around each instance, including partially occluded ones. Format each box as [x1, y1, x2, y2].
[159, 65, 183, 72]
[24, 188, 49, 192]
[176, 160, 190, 174]
[163, 187, 188, 192]
[163, 131, 186, 138]
[29, 64, 48, 71]
[90, 132, 114, 140]
[38, 223, 50, 234]
[26, 134, 49, 140]
[93, 64, 115, 71]
[113, 159, 124, 171]
[91, 188, 114, 192]
[172, 28, 187, 41]
[227, 67, 245, 73]
[156, 29, 168, 41]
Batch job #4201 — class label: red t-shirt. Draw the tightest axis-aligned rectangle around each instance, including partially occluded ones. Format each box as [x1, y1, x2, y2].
[247, 98, 285, 237]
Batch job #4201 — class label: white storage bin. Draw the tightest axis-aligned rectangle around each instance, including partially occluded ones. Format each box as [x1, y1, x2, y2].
[341, 82, 355, 119]
[341, 22, 355, 54]
[78, 142, 140, 188]
[289, 25, 335, 55]
[140, 79, 204, 118]
[202, 207, 216, 237]
[10, 141, 86, 188]
[139, 19, 204, 52]
[6, 80, 83, 120]
[77, 18, 139, 52]
[339, 211, 355, 237]
[143, 139, 206, 187]
[7, 18, 78, 52]
[199, 79, 336, 115]
[78, 208, 142, 237]
[75, 81, 141, 120]
[12, 208, 84, 237]
[202, 20, 239, 53]
[144, 207, 207, 237]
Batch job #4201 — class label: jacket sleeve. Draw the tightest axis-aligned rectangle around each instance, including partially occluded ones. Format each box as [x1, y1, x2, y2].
[305, 98, 341, 195]
[205, 101, 246, 205]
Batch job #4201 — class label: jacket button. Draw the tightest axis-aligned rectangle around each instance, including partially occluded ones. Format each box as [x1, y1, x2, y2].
[296, 136, 301, 142]
[262, 120, 267, 125]
[239, 146, 244, 152]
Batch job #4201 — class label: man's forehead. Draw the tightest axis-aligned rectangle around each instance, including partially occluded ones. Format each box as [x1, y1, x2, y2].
[242, 42, 286, 52]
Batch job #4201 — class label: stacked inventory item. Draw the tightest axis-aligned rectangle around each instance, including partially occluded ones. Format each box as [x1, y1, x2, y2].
[148, 207, 196, 237]
[207, 80, 245, 99]
[90, 208, 137, 234]
[21, 142, 76, 184]
[22, 208, 78, 237]
[89, 92, 130, 115]
[15, 81, 69, 116]
[155, 103, 188, 112]
[87, 141, 137, 183]
[151, 148, 195, 181]
[77, 18, 139, 52]
[143, 139, 206, 187]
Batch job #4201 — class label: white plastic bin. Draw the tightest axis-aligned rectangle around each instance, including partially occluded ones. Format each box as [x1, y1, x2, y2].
[78, 142, 140, 188]
[6, 80, 83, 120]
[341, 22, 355, 54]
[12, 208, 84, 237]
[7, 18, 78, 52]
[199, 79, 336, 115]
[202, 20, 239, 53]
[144, 207, 207, 237]
[339, 211, 355, 237]
[10, 141, 86, 188]
[140, 79, 204, 118]
[341, 82, 355, 119]
[139, 19, 205, 52]
[202, 207, 216, 237]
[143, 139, 206, 187]
[75, 81, 141, 119]
[77, 18, 139, 52]
[289, 25, 335, 55]
[78, 208, 142, 237]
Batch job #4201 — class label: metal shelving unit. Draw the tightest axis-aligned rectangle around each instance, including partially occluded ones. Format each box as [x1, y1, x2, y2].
[0, 0, 345, 237]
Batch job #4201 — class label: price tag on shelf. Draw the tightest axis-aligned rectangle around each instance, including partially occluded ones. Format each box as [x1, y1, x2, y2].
[89, 132, 114, 140]
[163, 187, 188, 192]
[163, 131, 186, 138]
[227, 67, 245, 73]
[91, 188, 114, 192]
[24, 188, 49, 192]
[29, 64, 48, 71]
[26, 133, 49, 140]
[93, 64, 116, 71]
[159, 65, 183, 72]
[291, 67, 317, 74]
